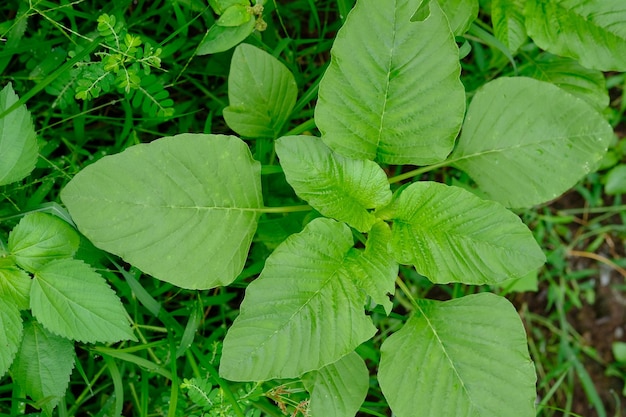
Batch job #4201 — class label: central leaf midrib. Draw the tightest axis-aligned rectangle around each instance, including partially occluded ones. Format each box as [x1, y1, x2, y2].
[244, 252, 354, 370]
[375, 4, 397, 152]
[416, 302, 474, 409]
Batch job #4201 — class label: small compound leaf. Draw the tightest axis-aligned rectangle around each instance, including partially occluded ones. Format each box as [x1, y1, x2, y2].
[525, 0, 626, 71]
[450, 77, 613, 208]
[276, 135, 392, 232]
[491, 0, 526, 52]
[196, 18, 255, 55]
[223, 44, 297, 138]
[61, 134, 263, 289]
[0, 300, 22, 378]
[12, 320, 75, 417]
[8, 212, 80, 273]
[379, 293, 536, 417]
[31, 258, 135, 343]
[315, 0, 465, 165]
[520, 54, 609, 112]
[219, 218, 377, 381]
[0, 83, 38, 185]
[380, 182, 545, 284]
[0, 258, 31, 309]
[302, 351, 369, 417]
[438, 0, 479, 35]
[346, 221, 397, 314]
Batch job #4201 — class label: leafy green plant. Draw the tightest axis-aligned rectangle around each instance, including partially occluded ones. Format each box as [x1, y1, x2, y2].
[0, 83, 134, 416]
[17, 0, 621, 416]
[44, 12, 173, 118]
[197, 0, 267, 55]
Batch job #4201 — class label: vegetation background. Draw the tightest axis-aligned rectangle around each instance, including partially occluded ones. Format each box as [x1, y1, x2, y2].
[1, 0, 625, 416]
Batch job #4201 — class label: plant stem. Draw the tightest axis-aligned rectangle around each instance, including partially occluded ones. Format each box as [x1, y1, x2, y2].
[388, 160, 451, 184]
[395, 276, 419, 310]
[257, 205, 312, 213]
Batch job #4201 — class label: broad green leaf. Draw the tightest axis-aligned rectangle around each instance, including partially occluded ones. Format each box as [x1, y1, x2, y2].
[209, 0, 249, 14]
[491, 0, 526, 52]
[0, 83, 38, 185]
[346, 221, 397, 314]
[275, 135, 392, 232]
[450, 77, 613, 208]
[0, 257, 31, 309]
[378, 182, 545, 284]
[61, 134, 262, 289]
[605, 165, 626, 195]
[0, 300, 22, 378]
[216, 4, 251, 27]
[31, 259, 135, 343]
[223, 44, 297, 138]
[12, 320, 75, 417]
[520, 54, 609, 111]
[196, 18, 255, 55]
[525, 0, 626, 71]
[315, 0, 465, 165]
[438, 0, 479, 35]
[219, 218, 377, 381]
[302, 351, 369, 417]
[379, 293, 536, 417]
[8, 212, 80, 273]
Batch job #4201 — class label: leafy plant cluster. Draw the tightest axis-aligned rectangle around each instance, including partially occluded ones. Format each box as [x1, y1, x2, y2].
[44, 12, 173, 118]
[1, 0, 625, 416]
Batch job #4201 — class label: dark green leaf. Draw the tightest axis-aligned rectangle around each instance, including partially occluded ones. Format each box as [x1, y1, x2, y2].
[8, 212, 80, 273]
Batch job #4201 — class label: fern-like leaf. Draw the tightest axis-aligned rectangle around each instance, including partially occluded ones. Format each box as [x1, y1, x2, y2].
[74, 63, 115, 101]
[126, 74, 174, 118]
[96, 14, 126, 49]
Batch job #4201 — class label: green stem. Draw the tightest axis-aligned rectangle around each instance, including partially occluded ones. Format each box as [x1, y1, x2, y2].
[257, 205, 312, 213]
[395, 276, 419, 310]
[388, 160, 451, 184]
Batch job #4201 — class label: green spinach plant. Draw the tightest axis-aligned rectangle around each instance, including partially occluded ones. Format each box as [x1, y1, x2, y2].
[53, 0, 623, 415]
[0, 83, 134, 415]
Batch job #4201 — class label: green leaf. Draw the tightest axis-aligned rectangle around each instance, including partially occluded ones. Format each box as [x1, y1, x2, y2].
[61, 134, 263, 289]
[302, 351, 369, 417]
[437, 0, 479, 35]
[216, 4, 252, 27]
[0, 258, 31, 309]
[275, 135, 392, 232]
[196, 18, 256, 55]
[605, 165, 626, 195]
[449, 77, 613, 208]
[491, 0, 526, 52]
[223, 44, 297, 138]
[0, 300, 22, 378]
[12, 320, 75, 417]
[525, 0, 626, 71]
[181, 377, 214, 408]
[379, 182, 545, 284]
[345, 221, 397, 314]
[379, 293, 536, 417]
[31, 259, 135, 343]
[315, 0, 465, 165]
[8, 212, 80, 273]
[209, 0, 249, 15]
[520, 54, 609, 111]
[0, 83, 38, 186]
[219, 218, 377, 381]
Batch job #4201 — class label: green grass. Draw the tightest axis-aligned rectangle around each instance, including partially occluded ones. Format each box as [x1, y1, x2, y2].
[1, 0, 625, 416]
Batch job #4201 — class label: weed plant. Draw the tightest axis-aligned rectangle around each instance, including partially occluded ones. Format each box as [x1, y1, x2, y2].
[1, 1, 626, 417]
